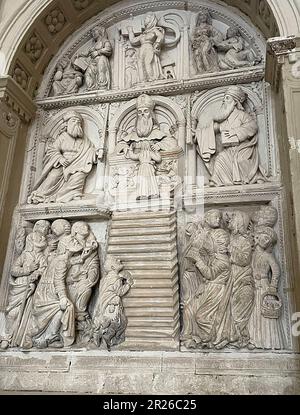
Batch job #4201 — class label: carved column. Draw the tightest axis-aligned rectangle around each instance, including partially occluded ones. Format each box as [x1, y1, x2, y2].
[266, 36, 300, 350]
[0, 75, 36, 300]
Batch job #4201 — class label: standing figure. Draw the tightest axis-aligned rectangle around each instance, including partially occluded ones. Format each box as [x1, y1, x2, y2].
[190, 229, 231, 348]
[81, 25, 112, 91]
[125, 47, 139, 88]
[248, 226, 286, 349]
[180, 209, 224, 347]
[126, 140, 161, 200]
[191, 11, 223, 74]
[0, 221, 50, 349]
[127, 13, 165, 82]
[66, 222, 100, 323]
[27, 236, 83, 349]
[93, 256, 133, 350]
[217, 27, 261, 70]
[28, 110, 98, 204]
[195, 86, 266, 187]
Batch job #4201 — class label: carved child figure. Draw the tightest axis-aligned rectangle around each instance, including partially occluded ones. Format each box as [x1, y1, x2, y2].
[93, 256, 133, 350]
[248, 226, 286, 349]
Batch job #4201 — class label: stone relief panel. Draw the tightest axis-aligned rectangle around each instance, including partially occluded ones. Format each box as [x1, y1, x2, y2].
[50, 24, 113, 96]
[191, 84, 271, 187]
[179, 205, 288, 351]
[26, 107, 106, 205]
[0, 218, 131, 351]
[106, 93, 185, 206]
[37, 2, 265, 99]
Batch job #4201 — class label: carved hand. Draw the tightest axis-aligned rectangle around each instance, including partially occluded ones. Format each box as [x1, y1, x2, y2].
[59, 297, 70, 311]
[60, 158, 70, 168]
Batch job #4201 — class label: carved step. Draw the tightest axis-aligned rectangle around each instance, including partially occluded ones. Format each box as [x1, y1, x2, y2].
[126, 286, 178, 298]
[107, 242, 176, 254]
[109, 225, 176, 237]
[112, 211, 176, 220]
[108, 233, 176, 245]
[127, 267, 178, 279]
[111, 217, 176, 229]
[127, 317, 178, 327]
[123, 292, 179, 307]
[122, 259, 178, 270]
[132, 278, 178, 289]
[126, 306, 179, 318]
[126, 328, 178, 338]
[107, 251, 178, 262]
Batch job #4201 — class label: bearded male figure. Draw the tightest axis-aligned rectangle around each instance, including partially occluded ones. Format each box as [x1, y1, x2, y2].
[28, 111, 97, 204]
[195, 86, 266, 187]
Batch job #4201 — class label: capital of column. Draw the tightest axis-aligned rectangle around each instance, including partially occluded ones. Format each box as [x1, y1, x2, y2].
[265, 35, 297, 89]
[0, 75, 36, 123]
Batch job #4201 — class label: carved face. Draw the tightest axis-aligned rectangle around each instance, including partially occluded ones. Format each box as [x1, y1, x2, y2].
[67, 116, 83, 138]
[255, 232, 272, 249]
[136, 107, 154, 138]
[51, 219, 71, 237]
[72, 222, 90, 239]
[34, 220, 50, 236]
[205, 210, 221, 229]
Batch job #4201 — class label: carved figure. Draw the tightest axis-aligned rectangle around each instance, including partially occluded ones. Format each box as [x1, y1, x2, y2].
[28, 110, 98, 204]
[181, 210, 225, 347]
[93, 256, 133, 350]
[191, 11, 223, 74]
[0, 221, 49, 349]
[118, 94, 178, 152]
[217, 27, 261, 70]
[252, 205, 278, 228]
[125, 140, 161, 200]
[52, 58, 84, 96]
[195, 85, 266, 187]
[190, 229, 231, 348]
[249, 226, 286, 349]
[79, 25, 112, 90]
[66, 222, 100, 322]
[27, 235, 83, 349]
[125, 47, 139, 88]
[127, 13, 165, 82]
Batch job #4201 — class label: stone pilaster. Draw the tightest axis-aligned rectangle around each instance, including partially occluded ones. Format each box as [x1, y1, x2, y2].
[266, 36, 300, 351]
[0, 76, 36, 294]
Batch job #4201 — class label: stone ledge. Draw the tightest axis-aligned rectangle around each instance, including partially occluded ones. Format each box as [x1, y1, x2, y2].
[0, 351, 299, 394]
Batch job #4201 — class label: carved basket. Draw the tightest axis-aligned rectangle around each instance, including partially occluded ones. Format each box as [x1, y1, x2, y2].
[261, 291, 282, 319]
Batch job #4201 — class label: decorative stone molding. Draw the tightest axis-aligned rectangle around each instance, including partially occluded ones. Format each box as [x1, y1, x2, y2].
[0, 76, 36, 123]
[266, 36, 297, 89]
[36, 66, 265, 110]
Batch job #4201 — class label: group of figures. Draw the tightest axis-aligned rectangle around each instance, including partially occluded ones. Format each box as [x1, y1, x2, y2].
[0, 219, 133, 351]
[115, 93, 181, 200]
[181, 206, 286, 350]
[50, 10, 260, 96]
[191, 11, 261, 74]
[27, 85, 266, 207]
[52, 25, 112, 96]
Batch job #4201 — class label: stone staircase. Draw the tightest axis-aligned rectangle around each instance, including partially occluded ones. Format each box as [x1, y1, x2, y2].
[107, 210, 180, 350]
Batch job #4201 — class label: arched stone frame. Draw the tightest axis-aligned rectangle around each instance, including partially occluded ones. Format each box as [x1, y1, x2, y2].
[0, 1, 299, 364]
[34, 0, 266, 100]
[108, 94, 186, 154]
[20, 105, 106, 207]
